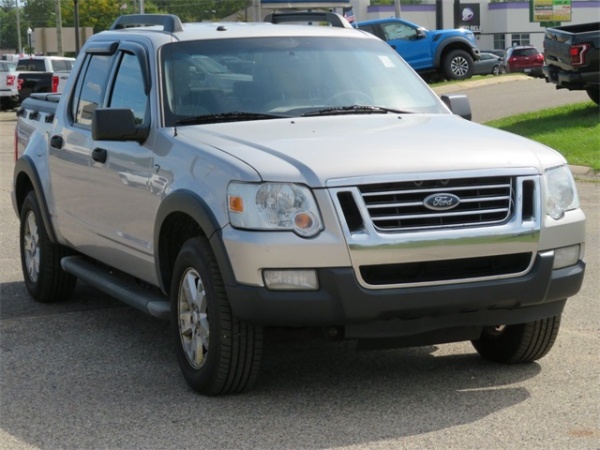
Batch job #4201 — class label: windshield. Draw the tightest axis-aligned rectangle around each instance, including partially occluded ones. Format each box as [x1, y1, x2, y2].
[161, 36, 446, 126]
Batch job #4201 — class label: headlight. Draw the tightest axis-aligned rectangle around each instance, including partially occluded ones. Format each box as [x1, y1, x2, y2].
[227, 182, 323, 237]
[544, 165, 580, 220]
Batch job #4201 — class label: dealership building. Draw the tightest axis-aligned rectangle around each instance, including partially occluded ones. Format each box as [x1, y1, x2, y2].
[341, 0, 599, 51]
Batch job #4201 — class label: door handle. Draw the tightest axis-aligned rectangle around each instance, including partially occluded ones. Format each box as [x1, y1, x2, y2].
[50, 135, 64, 149]
[92, 147, 108, 164]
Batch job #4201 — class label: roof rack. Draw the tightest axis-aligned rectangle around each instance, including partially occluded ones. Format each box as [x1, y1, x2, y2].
[264, 12, 352, 29]
[109, 14, 184, 33]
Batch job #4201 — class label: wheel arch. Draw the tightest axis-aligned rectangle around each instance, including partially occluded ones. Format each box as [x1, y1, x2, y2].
[154, 189, 235, 296]
[434, 38, 476, 69]
[13, 155, 58, 243]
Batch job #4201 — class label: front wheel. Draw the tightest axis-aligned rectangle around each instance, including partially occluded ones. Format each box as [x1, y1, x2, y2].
[171, 236, 263, 395]
[586, 87, 599, 105]
[19, 191, 77, 302]
[443, 50, 474, 80]
[472, 315, 561, 363]
[491, 65, 500, 76]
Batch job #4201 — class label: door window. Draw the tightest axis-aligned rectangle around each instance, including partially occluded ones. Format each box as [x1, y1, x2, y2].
[108, 52, 148, 125]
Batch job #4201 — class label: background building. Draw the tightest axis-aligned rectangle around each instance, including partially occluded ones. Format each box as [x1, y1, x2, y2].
[351, 0, 599, 51]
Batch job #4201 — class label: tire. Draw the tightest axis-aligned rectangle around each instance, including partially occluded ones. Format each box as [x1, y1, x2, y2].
[586, 87, 599, 105]
[171, 236, 263, 395]
[19, 191, 77, 302]
[472, 315, 561, 363]
[491, 65, 500, 76]
[443, 49, 474, 80]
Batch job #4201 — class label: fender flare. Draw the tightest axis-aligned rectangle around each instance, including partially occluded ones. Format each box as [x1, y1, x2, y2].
[433, 37, 477, 69]
[13, 155, 58, 243]
[153, 189, 236, 294]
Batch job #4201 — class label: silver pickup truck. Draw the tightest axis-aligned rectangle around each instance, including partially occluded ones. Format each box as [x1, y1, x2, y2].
[12, 13, 586, 395]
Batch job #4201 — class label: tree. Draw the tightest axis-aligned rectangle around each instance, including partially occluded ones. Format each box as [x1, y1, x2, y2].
[23, 0, 55, 29]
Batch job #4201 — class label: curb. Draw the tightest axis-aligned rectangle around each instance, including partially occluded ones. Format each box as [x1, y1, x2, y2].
[570, 165, 599, 180]
[431, 74, 530, 95]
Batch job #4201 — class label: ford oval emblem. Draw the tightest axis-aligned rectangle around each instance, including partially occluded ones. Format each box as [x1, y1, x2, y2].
[423, 193, 461, 211]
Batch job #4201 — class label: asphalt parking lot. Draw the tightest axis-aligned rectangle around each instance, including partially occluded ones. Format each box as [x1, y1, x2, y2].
[0, 83, 599, 448]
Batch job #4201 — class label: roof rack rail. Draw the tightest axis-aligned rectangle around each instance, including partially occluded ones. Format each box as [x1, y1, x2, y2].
[109, 14, 184, 32]
[264, 12, 352, 29]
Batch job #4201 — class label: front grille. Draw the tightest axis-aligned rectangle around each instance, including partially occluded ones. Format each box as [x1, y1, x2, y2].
[360, 253, 533, 286]
[358, 176, 514, 231]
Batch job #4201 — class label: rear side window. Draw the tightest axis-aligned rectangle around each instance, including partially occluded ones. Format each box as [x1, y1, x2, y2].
[51, 59, 73, 71]
[71, 54, 112, 127]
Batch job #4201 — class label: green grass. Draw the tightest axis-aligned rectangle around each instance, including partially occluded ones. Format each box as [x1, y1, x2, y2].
[485, 102, 600, 171]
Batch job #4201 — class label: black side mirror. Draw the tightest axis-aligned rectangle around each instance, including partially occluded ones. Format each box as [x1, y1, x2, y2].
[92, 108, 149, 143]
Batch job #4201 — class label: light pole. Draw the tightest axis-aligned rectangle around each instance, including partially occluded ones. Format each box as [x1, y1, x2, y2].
[27, 27, 32, 56]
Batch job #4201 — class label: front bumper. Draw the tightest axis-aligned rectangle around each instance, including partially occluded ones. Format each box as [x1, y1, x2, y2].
[226, 252, 585, 338]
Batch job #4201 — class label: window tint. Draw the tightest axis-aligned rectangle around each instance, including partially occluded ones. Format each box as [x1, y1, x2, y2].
[16, 59, 46, 71]
[513, 48, 539, 57]
[381, 22, 416, 40]
[51, 59, 73, 71]
[109, 52, 148, 125]
[72, 55, 112, 126]
[357, 24, 376, 35]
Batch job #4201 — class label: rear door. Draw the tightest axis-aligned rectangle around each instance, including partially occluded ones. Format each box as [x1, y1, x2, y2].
[48, 46, 115, 249]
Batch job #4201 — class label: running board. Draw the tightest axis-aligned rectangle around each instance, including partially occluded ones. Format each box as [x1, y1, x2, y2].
[61, 255, 171, 320]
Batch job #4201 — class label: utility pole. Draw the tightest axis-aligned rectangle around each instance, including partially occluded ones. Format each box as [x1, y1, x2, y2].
[15, 0, 22, 54]
[74, 0, 79, 55]
[55, 0, 63, 56]
[394, 0, 401, 18]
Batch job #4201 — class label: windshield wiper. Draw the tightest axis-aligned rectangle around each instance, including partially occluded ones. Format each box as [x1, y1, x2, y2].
[175, 111, 288, 125]
[301, 105, 412, 117]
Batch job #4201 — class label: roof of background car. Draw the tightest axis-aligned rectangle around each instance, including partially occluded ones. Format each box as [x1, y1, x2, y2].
[94, 21, 373, 45]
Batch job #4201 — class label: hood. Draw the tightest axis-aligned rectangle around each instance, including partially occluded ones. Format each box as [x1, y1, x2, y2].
[176, 114, 565, 187]
[428, 28, 476, 44]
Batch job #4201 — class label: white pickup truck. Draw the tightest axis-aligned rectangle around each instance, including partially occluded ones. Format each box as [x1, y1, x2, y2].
[0, 60, 18, 110]
[12, 13, 586, 395]
[15, 55, 75, 102]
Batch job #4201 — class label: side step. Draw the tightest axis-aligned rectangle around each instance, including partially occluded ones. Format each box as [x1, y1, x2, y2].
[61, 256, 171, 320]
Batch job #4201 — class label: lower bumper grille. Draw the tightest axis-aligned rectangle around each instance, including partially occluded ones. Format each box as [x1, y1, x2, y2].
[360, 253, 533, 286]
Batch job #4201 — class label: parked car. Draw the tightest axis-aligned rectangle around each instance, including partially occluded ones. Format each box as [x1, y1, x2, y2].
[356, 17, 480, 80]
[501, 46, 544, 77]
[543, 22, 599, 105]
[0, 60, 18, 110]
[480, 49, 506, 59]
[15, 56, 76, 102]
[474, 52, 501, 76]
[13, 12, 586, 396]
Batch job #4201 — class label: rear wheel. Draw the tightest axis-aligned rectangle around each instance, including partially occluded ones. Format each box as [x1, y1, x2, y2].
[171, 236, 263, 395]
[586, 87, 599, 105]
[472, 315, 561, 363]
[19, 191, 76, 302]
[443, 49, 474, 80]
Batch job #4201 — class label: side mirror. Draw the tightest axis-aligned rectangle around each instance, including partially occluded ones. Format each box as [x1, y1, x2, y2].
[416, 29, 426, 39]
[440, 94, 472, 121]
[92, 108, 149, 143]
